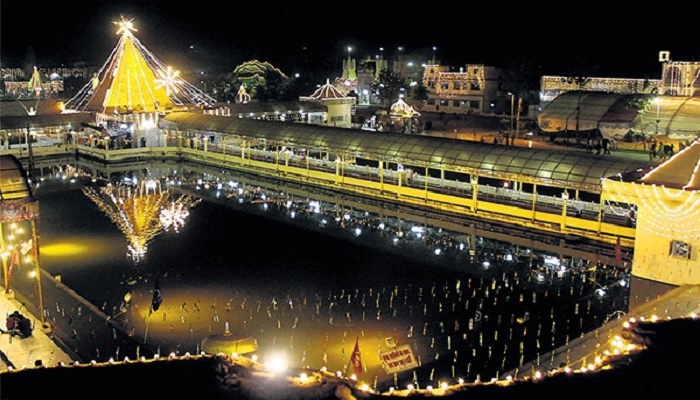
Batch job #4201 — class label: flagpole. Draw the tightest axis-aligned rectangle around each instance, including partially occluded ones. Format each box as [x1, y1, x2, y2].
[143, 305, 152, 344]
[344, 339, 355, 375]
[6, 245, 18, 295]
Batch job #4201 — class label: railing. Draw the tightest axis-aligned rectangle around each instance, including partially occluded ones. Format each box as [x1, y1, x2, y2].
[4, 142, 636, 245]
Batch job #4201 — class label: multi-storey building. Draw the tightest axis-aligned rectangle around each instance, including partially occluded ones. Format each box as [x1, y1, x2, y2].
[352, 57, 388, 106]
[539, 76, 661, 109]
[421, 64, 501, 115]
[2, 65, 92, 97]
[661, 60, 700, 97]
[539, 54, 700, 109]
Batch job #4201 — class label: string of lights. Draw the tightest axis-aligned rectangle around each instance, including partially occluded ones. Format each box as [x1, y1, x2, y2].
[63, 16, 215, 117]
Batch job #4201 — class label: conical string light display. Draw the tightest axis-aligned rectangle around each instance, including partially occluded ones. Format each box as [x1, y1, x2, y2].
[63, 16, 215, 116]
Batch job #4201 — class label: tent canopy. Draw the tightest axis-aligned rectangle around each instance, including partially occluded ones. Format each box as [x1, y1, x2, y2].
[537, 92, 700, 140]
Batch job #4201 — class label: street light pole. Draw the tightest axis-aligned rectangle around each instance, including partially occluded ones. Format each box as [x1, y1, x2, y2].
[655, 96, 661, 136]
[508, 92, 515, 138]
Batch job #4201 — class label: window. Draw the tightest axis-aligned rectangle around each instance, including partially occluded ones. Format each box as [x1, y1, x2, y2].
[453, 100, 461, 107]
[439, 99, 449, 106]
[670, 240, 691, 259]
[453, 83, 460, 90]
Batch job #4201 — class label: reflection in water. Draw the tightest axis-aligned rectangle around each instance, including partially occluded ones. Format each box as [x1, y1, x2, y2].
[38, 241, 94, 257]
[31, 160, 631, 391]
[81, 178, 200, 262]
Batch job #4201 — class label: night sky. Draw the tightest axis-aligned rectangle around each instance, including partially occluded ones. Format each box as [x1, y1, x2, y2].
[1, 0, 697, 80]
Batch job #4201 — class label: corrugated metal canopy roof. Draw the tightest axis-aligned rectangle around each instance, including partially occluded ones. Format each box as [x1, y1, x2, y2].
[224, 101, 327, 117]
[0, 155, 32, 200]
[0, 113, 94, 131]
[160, 112, 649, 192]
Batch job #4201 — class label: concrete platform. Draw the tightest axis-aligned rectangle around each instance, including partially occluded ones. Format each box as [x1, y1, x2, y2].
[0, 290, 73, 371]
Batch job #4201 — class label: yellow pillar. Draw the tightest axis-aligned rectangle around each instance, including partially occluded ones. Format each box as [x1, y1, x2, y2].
[561, 190, 569, 230]
[424, 165, 429, 201]
[597, 192, 605, 235]
[31, 219, 45, 325]
[284, 148, 289, 174]
[471, 174, 479, 212]
[335, 157, 341, 184]
[275, 145, 280, 173]
[379, 161, 384, 191]
[0, 223, 7, 290]
[531, 184, 538, 221]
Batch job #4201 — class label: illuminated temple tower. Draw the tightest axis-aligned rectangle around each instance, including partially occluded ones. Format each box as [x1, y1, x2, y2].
[62, 16, 215, 146]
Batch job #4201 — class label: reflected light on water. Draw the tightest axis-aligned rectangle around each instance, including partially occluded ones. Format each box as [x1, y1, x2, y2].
[40, 237, 118, 261]
[41, 242, 92, 257]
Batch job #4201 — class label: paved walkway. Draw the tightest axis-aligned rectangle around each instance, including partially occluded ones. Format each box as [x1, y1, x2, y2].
[0, 290, 73, 371]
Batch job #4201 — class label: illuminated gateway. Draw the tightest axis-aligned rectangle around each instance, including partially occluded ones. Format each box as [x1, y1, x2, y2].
[62, 16, 215, 143]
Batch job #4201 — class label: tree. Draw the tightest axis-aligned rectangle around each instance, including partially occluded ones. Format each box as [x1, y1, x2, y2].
[229, 60, 290, 102]
[502, 57, 541, 138]
[370, 70, 407, 107]
[256, 72, 286, 102]
[279, 74, 316, 101]
[627, 94, 656, 147]
[410, 83, 428, 102]
[501, 57, 540, 98]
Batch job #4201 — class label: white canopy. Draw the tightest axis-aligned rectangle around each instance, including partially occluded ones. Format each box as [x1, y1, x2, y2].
[538, 92, 700, 140]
